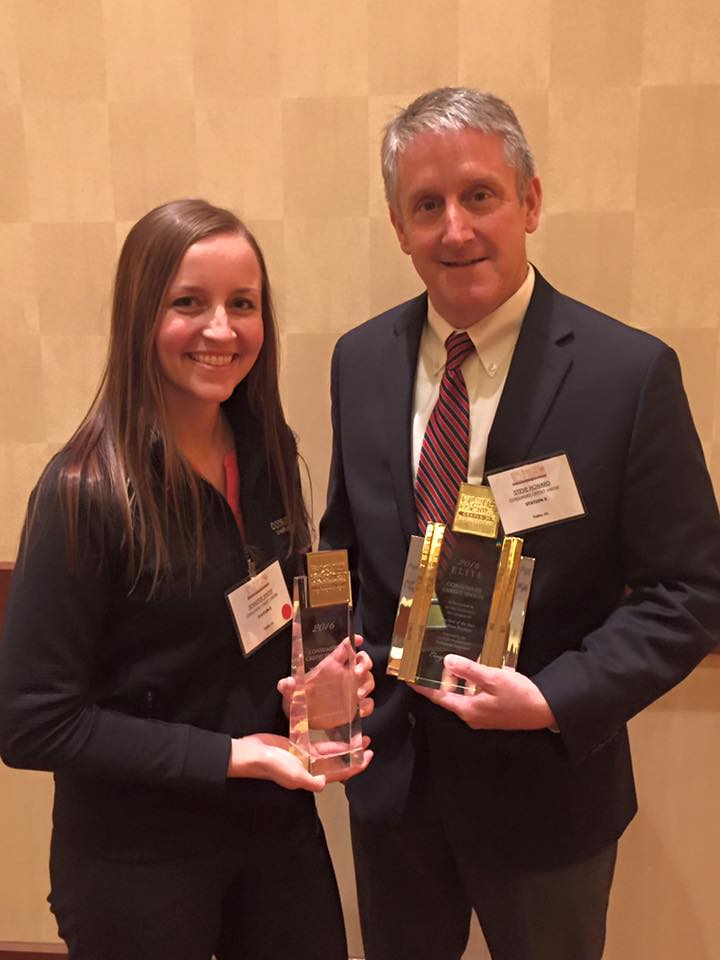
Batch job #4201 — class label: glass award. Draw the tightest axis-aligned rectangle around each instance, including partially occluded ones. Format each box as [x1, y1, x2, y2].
[289, 549, 363, 776]
[388, 484, 535, 692]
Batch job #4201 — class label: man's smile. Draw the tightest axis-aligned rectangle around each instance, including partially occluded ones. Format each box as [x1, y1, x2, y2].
[440, 256, 488, 268]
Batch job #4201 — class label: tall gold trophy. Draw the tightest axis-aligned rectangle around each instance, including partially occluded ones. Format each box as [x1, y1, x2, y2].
[289, 550, 363, 775]
[388, 484, 534, 692]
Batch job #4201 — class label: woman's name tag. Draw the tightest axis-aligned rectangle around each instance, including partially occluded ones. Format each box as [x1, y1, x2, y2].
[226, 560, 293, 656]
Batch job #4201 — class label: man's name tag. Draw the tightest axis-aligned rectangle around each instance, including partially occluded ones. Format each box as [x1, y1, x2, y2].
[226, 560, 293, 656]
[487, 453, 585, 535]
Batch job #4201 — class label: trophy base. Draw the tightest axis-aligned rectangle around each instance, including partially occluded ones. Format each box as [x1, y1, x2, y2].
[409, 670, 475, 695]
[290, 741, 364, 777]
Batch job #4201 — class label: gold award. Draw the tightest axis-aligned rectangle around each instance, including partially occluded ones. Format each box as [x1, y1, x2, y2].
[388, 483, 536, 690]
[307, 550, 351, 607]
[397, 524, 445, 683]
[480, 536, 523, 668]
[452, 484, 500, 539]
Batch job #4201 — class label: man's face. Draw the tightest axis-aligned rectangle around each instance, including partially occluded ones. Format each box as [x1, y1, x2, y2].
[389, 127, 542, 329]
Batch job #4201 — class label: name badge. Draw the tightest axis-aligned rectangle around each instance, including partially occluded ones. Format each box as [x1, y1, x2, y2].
[487, 453, 585, 535]
[226, 560, 293, 656]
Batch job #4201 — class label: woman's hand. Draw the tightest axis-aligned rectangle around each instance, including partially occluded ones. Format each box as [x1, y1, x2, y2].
[227, 733, 327, 792]
[227, 732, 374, 790]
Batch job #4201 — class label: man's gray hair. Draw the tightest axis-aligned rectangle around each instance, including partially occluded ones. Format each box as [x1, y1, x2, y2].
[381, 87, 535, 205]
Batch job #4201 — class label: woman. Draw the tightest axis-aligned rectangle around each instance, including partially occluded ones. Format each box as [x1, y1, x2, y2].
[0, 199, 372, 959]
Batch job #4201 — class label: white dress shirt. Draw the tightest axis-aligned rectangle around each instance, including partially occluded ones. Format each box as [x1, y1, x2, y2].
[412, 266, 535, 484]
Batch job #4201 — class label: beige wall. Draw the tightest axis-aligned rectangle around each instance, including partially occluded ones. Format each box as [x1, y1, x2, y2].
[1, 1, 719, 956]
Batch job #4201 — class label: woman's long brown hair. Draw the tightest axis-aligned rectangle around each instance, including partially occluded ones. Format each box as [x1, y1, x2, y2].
[34, 198, 309, 594]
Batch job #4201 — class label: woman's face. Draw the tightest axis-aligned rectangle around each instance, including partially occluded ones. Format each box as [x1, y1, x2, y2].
[155, 232, 264, 414]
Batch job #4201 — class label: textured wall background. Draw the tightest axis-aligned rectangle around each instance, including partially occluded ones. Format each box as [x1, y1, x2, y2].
[1, 1, 719, 957]
[1, 0, 719, 556]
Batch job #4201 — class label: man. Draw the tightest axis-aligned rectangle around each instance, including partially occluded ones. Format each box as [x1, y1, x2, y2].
[320, 87, 720, 960]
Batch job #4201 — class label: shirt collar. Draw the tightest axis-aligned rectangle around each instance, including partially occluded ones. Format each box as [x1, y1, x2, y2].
[426, 265, 535, 378]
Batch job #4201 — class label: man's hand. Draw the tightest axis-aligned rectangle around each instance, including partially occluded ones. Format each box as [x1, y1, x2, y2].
[410, 654, 557, 731]
[309, 736, 374, 784]
[277, 635, 375, 725]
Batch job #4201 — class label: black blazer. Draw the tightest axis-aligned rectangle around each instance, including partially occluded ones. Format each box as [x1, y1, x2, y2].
[320, 270, 720, 869]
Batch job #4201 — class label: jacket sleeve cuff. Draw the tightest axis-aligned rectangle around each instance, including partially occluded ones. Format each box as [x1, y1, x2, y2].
[181, 726, 232, 787]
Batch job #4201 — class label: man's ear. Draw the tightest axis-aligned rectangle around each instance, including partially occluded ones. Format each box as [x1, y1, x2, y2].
[523, 176, 543, 235]
[389, 205, 411, 254]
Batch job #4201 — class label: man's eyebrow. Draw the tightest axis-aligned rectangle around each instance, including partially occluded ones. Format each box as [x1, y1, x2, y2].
[405, 185, 441, 203]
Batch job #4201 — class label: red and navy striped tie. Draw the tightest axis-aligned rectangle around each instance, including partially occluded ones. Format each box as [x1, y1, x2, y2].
[415, 331, 475, 530]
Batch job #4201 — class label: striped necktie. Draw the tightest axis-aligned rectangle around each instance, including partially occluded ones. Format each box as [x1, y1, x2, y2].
[415, 331, 475, 531]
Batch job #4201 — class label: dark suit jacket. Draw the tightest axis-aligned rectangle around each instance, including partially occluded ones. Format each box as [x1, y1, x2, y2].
[320, 270, 720, 869]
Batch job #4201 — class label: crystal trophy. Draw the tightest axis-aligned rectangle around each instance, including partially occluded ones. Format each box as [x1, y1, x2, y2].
[388, 484, 535, 692]
[289, 549, 363, 775]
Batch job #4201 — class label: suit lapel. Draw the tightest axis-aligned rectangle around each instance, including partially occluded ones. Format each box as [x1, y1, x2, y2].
[379, 275, 574, 534]
[486, 271, 575, 475]
[382, 293, 427, 542]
